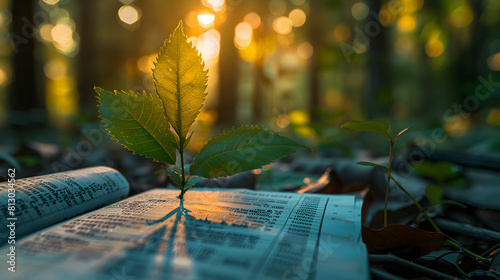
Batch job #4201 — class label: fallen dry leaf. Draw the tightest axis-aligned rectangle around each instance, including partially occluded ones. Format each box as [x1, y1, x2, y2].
[362, 224, 445, 259]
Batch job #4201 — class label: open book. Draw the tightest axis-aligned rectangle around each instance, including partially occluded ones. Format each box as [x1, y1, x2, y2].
[1, 166, 369, 280]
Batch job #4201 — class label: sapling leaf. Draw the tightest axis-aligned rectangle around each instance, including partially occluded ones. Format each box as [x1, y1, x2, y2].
[190, 126, 309, 178]
[95, 21, 308, 199]
[425, 185, 443, 206]
[356, 161, 389, 172]
[393, 123, 415, 142]
[341, 120, 392, 142]
[166, 167, 182, 189]
[152, 21, 208, 143]
[96, 87, 177, 165]
[184, 176, 202, 191]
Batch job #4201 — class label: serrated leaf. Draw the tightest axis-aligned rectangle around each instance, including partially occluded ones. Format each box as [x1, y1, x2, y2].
[190, 126, 308, 178]
[96, 87, 177, 164]
[166, 167, 182, 189]
[425, 185, 443, 206]
[153, 21, 208, 142]
[356, 161, 389, 172]
[341, 120, 392, 142]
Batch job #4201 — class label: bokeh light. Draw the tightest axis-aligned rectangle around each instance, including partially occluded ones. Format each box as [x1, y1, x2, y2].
[118, 5, 141, 25]
[289, 9, 306, 27]
[397, 14, 416, 33]
[297, 42, 313, 60]
[42, 0, 59, 5]
[185, 11, 199, 28]
[39, 24, 54, 42]
[197, 29, 221, 66]
[244, 12, 261, 29]
[487, 53, 500, 71]
[235, 22, 253, 50]
[273, 16, 292, 35]
[425, 39, 445, 58]
[351, 2, 369, 20]
[289, 109, 309, 125]
[198, 12, 215, 29]
[333, 23, 351, 43]
[51, 24, 72, 45]
[449, 6, 474, 28]
[269, 0, 287, 16]
[276, 114, 290, 128]
[44, 60, 68, 80]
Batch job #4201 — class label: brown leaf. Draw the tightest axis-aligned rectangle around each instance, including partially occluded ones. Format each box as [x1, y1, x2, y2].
[362, 224, 445, 259]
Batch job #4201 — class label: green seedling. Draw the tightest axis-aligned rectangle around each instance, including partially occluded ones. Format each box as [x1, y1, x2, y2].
[342, 120, 413, 227]
[95, 21, 307, 199]
[342, 120, 485, 261]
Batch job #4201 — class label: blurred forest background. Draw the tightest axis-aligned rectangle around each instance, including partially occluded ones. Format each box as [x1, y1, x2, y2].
[0, 0, 499, 175]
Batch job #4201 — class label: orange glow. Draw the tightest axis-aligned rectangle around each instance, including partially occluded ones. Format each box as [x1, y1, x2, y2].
[333, 23, 351, 43]
[449, 6, 474, 28]
[235, 22, 252, 40]
[487, 108, 500, 126]
[44, 60, 67, 80]
[0, 68, 8, 86]
[244, 12, 261, 29]
[235, 22, 253, 50]
[238, 41, 261, 62]
[276, 114, 290, 128]
[198, 13, 215, 29]
[273, 16, 292, 35]
[487, 53, 500, 71]
[289, 9, 306, 27]
[289, 109, 309, 125]
[297, 42, 313, 60]
[39, 24, 54, 42]
[46, 76, 78, 126]
[185, 11, 199, 28]
[269, 0, 287, 16]
[397, 14, 416, 33]
[425, 35, 445, 58]
[137, 53, 157, 74]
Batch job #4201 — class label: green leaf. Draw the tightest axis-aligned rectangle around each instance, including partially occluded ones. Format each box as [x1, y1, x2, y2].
[356, 161, 389, 172]
[96, 87, 177, 164]
[435, 200, 467, 208]
[166, 167, 182, 189]
[190, 126, 308, 178]
[341, 120, 392, 142]
[425, 185, 443, 206]
[184, 176, 202, 191]
[153, 21, 208, 142]
[413, 161, 455, 183]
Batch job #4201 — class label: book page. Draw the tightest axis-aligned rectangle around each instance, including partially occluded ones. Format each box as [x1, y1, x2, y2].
[1, 189, 368, 280]
[0, 166, 129, 242]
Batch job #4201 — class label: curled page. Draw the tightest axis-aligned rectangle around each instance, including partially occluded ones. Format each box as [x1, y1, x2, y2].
[0, 166, 129, 242]
[1, 188, 368, 280]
